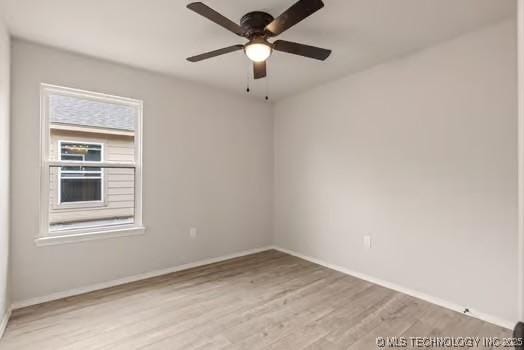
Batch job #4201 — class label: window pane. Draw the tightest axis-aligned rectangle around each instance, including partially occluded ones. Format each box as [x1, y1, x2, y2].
[60, 143, 102, 162]
[61, 178, 102, 202]
[49, 166, 135, 233]
[62, 155, 84, 161]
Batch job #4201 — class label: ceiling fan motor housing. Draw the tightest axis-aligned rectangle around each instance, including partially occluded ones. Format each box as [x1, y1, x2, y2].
[240, 11, 274, 38]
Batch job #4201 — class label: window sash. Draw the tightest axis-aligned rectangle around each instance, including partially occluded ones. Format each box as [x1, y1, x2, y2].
[46, 163, 138, 232]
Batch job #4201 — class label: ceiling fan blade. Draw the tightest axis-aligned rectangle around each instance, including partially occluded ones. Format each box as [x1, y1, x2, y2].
[187, 45, 244, 62]
[273, 40, 331, 61]
[253, 61, 267, 79]
[187, 2, 245, 36]
[265, 0, 324, 36]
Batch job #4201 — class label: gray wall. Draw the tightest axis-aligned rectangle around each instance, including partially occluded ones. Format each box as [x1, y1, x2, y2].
[10, 40, 273, 302]
[274, 20, 518, 324]
[0, 16, 10, 324]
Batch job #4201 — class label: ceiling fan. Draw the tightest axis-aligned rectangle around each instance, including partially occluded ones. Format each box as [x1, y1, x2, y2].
[186, 0, 332, 80]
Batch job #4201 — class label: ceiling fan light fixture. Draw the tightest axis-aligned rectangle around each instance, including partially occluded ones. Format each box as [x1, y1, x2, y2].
[186, 0, 331, 80]
[244, 41, 272, 62]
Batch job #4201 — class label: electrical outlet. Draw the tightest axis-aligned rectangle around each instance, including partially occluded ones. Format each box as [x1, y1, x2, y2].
[363, 235, 372, 249]
[190, 227, 197, 239]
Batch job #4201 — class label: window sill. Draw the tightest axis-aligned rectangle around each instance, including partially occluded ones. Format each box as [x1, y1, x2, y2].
[54, 201, 107, 210]
[35, 225, 146, 246]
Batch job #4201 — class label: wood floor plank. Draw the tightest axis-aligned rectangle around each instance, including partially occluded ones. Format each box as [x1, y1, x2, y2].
[0, 250, 511, 349]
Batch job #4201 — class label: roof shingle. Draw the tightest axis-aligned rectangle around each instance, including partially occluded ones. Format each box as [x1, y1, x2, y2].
[50, 94, 136, 131]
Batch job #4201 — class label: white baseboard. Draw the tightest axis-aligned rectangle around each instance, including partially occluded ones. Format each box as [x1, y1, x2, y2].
[273, 246, 516, 330]
[11, 246, 274, 310]
[0, 307, 12, 339]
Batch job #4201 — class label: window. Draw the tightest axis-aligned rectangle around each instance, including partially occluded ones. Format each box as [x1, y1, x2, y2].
[39, 84, 143, 244]
[58, 142, 103, 204]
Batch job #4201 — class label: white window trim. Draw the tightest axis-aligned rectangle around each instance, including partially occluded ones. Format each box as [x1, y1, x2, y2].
[38, 84, 144, 244]
[57, 140, 105, 208]
[35, 226, 145, 246]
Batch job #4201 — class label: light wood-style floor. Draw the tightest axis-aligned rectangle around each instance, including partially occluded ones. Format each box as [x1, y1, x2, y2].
[0, 250, 511, 349]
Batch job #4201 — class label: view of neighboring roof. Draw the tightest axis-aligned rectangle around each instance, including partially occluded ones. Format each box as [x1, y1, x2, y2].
[49, 94, 136, 131]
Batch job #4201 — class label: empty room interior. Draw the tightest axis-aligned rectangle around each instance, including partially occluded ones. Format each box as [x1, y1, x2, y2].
[1, 0, 524, 349]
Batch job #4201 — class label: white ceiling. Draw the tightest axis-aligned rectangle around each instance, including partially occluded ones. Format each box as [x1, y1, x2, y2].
[0, 0, 516, 100]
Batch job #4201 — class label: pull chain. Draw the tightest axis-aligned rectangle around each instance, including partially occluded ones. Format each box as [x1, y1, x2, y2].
[246, 61, 251, 93]
[245, 60, 270, 100]
[265, 62, 270, 101]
